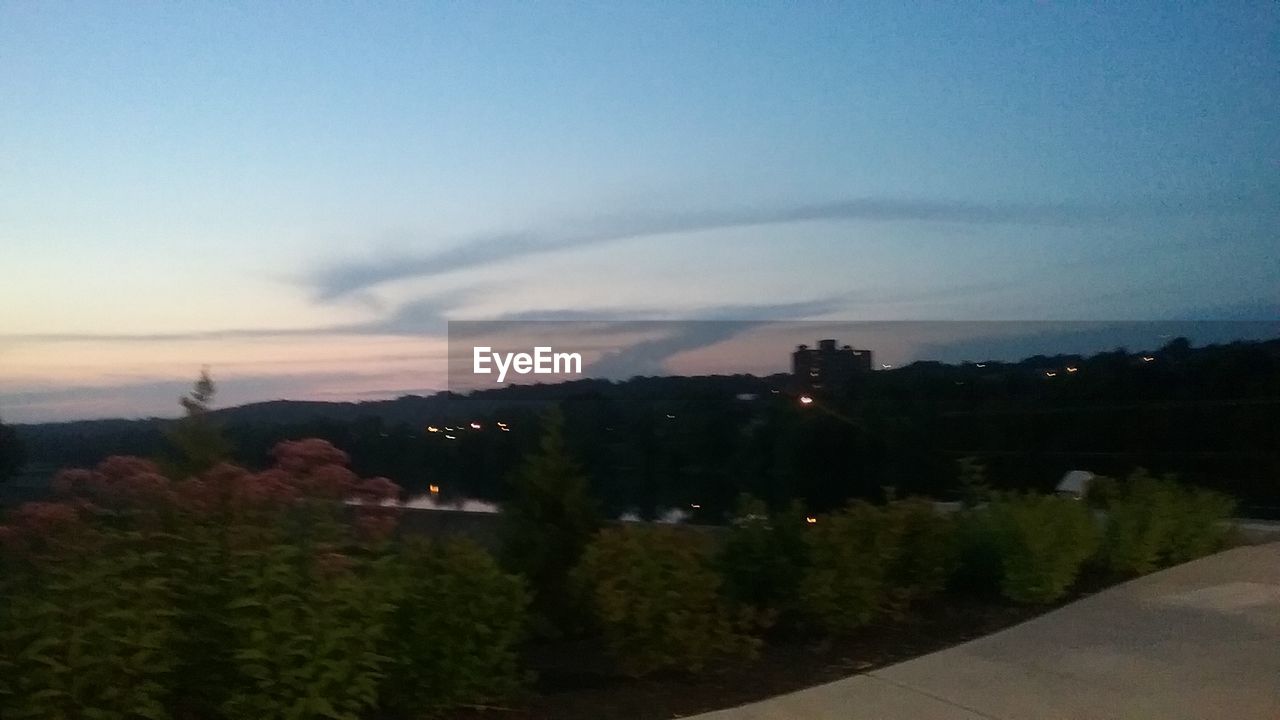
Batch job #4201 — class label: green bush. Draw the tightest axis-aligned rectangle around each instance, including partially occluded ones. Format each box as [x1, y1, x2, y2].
[1165, 486, 1235, 563]
[1083, 474, 1119, 509]
[984, 494, 1100, 604]
[1096, 472, 1176, 576]
[1097, 470, 1235, 576]
[499, 410, 600, 636]
[0, 528, 178, 720]
[221, 542, 397, 720]
[381, 539, 530, 714]
[575, 525, 760, 676]
[716, 494, 809, 618]
[798, 502, 901, 633]
[951, 507, 1006, 596]
[883, 499, 958, 614]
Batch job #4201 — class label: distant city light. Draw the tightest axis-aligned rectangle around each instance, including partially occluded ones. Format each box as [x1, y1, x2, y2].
[799, 395, 815, 405]
[470, 422, 481, 430]
[426, 426, 439, 433]
[428, 484, 440, 494]
[976, 363, 986, 368]
[444, 434, 457, 440]
[690, 503, 701, 509]
[1045, 371, 1057, 377]
[805, 516, 818, 524]
[1142, 356, 1155, 362]
[881, 364, 893, 369]
[1066, 367, 1078, 373]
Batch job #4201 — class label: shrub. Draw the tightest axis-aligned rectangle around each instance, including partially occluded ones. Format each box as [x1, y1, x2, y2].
[1097, 470, 1236, 576]
[13, 441, 407, 720]
[381, 539, 530, 714]
[575, 525, 760, 676]
[0, 525, 178, 720]
[1083, 474, 1120, 509]
[984, 494, 1100, 604]
[1096, 471, 1175, 576]
[499, 410, 600, 636]
[798, 502, 901, 633]
[221, 542, 397, 720]
[716, 494, 809, 619]
[883, 499, 958, 613]
[951, 506, 1006, 596]
[1165, 486, 1235, 563]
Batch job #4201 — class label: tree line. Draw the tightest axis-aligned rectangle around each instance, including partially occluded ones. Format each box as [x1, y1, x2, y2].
[7, 336, 1280, 517]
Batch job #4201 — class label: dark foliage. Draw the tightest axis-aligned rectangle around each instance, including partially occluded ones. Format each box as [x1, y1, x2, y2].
[14, 337, 1280, 517]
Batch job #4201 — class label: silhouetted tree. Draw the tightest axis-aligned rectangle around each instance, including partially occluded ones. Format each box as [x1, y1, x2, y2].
[498, 408, 600, 636]
[164, 367, 231, 478]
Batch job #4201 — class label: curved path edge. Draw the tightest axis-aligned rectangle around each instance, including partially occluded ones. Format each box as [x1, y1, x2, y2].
[691, 543, 1280, 720]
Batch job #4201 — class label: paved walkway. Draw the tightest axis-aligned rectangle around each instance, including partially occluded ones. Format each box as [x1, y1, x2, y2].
[693, 543, 1280, 720]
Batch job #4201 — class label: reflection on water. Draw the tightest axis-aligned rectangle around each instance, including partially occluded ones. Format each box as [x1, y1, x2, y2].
[400, 494, 501, 514]
[618, 508, 691, 524]
[351, 495, 692, 523]
[347, 494, 502, 514]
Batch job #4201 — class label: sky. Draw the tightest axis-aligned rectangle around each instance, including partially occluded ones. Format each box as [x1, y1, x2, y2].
[1, 2, 1277, 422]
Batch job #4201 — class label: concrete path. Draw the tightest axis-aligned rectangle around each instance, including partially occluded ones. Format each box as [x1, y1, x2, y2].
[693, 543, 1280, 720]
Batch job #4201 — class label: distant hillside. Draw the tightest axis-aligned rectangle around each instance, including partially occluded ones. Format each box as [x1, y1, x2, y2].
[9, 337, 1280, 518]
[14, 374, 790, 465]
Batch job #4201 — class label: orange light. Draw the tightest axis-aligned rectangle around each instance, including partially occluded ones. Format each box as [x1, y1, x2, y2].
[427, 426, 439, 433]
[805, 516, 818, 524]
[428, 484, 440, 494]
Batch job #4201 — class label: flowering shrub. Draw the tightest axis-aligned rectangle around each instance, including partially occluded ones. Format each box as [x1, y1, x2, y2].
[575, 525, 760, 676]
[0, 439, 415, 720]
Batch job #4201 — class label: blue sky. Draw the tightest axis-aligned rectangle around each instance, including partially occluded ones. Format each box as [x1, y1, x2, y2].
[1, 2, 1277, 421]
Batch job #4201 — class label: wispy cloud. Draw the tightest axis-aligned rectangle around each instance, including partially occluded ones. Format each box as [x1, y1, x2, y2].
[308, 195, 1261, 300]
[0, 291, 470, 344]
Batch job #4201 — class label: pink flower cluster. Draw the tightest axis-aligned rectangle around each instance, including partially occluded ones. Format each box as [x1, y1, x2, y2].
[0, 500, 94, 556]
[51, 456, 172, 509]
[3, 439, 404, 550]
